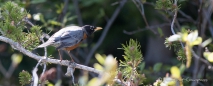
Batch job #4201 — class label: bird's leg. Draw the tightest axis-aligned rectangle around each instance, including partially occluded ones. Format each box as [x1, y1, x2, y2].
[58, 49, 62, 62]
[67, 51, 74, 62]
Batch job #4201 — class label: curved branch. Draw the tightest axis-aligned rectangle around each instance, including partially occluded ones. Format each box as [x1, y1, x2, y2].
[170, 0, 178, 35]
[72, 0, 83, 26]
[0, 36, 102, 74]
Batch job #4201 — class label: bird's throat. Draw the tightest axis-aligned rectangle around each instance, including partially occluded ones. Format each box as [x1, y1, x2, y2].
[83, 33, 87, 39]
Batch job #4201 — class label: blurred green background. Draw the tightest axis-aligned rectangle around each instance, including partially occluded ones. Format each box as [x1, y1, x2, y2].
[0, 0, 213, 86]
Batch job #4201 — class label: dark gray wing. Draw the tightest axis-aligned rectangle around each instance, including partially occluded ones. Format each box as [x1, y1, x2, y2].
[54, 27, 84, 49]
[38, 26, 84, 49]
[56, 30, 83, 49]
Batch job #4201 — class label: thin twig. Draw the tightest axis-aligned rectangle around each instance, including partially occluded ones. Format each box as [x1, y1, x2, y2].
[72, 0, 83, 26]
[57, 0, 69, 22]
[170, 0, 184, 48]
[113, 79, 127, 86]
[0, 61, 7, 77]
[84, 0, 127, 65]
[32, 68, 38, 86]
[32, 59, 43, 86]
[6, 63, 16, 79]
[0, 36, 102, 74]
[24, 17, 50, 39]
[207, 0, 213, 37]
[191, 50, 213, 71]
[192, 1, 213, 85]
[24, 18, 48, 75]
[131, 0, 157, 34]
[192, 0, 203, 85]
[123, 23, 170, 35]
[178, 10, 194, 21]
[170, 0, 178, 35]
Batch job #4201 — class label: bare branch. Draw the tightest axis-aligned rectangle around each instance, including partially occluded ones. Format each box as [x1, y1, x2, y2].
[191, 50, 213, 71]
[170, 0, 184, 48]
[192, 1, 213, 85]
[32, 68, 38, 86]
[23, 17, 48, 76]
[72, 0, 83, 26]
[0, 36, 102, 74]
[170, 0, 178, 35]
[0, 61, 7, 77]
[57, 0, 69, 22]
[113, 79, 127, 86]
[65, 63, 75, 84]
[131, 0, 157, 34]
[178, 10, 194, 22]
[123, 23, 170, 35]
[84, 0, 127, 65]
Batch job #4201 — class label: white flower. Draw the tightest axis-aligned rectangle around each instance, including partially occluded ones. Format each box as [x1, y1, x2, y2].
[167, 34, 181, 42]
[20, 8, 25, 12]
[33, 13, 41, 21]
[187, 30, 198, 42]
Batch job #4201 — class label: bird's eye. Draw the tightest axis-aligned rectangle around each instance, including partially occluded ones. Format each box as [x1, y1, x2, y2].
[90, 27, 94, 30]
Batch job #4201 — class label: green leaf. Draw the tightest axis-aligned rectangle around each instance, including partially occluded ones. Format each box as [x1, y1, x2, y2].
[47, 83, 54, 86]
[11, 53, 23, 65]
[157, 28, 164, 37]
[48, 20, 61, 26]
[55, 80, 62, 86]
[153, 63, 162, 72]
[31, 0, 46, 4]
[139, 62, 145, 71]
[87, 78, 98, 86]
[201, 38, 212, 47]
[191, 37, 202, 46]
[95, 54, 105, 65]
[170, 66, 181, 79]
[179, 64, 185, 74]
[203, 52, 211, 58]
[203, 52, 213, 62]
[94, 63, 104, 70]
[182, 32, 188, 42]
[19, 70, 31, 86]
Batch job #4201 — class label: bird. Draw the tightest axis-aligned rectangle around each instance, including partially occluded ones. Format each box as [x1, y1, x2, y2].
[37, 25, 102, 62]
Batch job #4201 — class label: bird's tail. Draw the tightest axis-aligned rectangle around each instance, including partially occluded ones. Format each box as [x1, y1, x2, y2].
[37, 41, 52, 48]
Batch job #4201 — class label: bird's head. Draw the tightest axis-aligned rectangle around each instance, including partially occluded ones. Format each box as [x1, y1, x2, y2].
[82, 25, 102, 36]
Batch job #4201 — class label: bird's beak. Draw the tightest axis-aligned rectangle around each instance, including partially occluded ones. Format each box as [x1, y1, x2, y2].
[94, 27, 102, 31]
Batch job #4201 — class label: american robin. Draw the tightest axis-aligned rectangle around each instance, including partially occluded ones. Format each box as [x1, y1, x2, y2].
[37, 25, 102, 62]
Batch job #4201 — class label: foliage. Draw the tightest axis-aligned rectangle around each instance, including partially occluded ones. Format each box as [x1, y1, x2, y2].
[0, 1, 42, 50]
[155, 0, 173, 10]
[176, 48, 186, 62]
[166, 30, 203, 68]
[77, 39, 145, 86]
[0, 0, 213, 86]
[19, 70, 32, 86]
[78, 54, 118, 86]
[118, 39, 145, 85]
[153, 66, 183, 86]
[155, 0, 181, 12]
[203, 52, 213, 62]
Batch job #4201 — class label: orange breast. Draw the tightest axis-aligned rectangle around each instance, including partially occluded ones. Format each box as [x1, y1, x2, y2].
[65, 43, 81, 51]
[83, 33, 87, 39]
[65, 33, 87, 51]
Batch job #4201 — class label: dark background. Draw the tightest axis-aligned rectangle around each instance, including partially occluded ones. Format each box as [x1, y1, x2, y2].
[0, 0, 213, 86]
